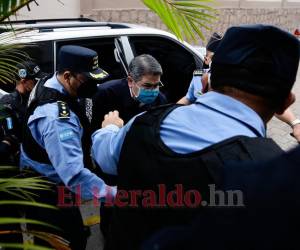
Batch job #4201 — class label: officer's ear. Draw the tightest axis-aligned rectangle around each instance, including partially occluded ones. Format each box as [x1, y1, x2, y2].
[18, 78, 26, 85]
[127, 75, 134, 88]
[62, 71, 72, 83]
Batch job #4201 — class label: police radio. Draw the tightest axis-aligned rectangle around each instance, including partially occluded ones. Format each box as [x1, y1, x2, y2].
[0, 105, 15, 138]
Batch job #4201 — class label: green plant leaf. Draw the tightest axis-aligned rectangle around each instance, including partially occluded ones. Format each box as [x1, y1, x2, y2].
[0, 230, 71, 250]
[177, 7, 217, 20]
[142, 0, 218, 42]
[0, 218, 60, 230]
[0, 200, 57, 210]
[173, 1, 215, 10]
[0, 243, 53, 250]
[0, 0, 37, 22]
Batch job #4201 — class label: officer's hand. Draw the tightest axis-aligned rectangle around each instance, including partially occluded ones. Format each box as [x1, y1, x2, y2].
[292, 123, 300, 143]
[204, 56, 211, 67]
[102, 111, 124, 128]
[201, 73, 209, 93]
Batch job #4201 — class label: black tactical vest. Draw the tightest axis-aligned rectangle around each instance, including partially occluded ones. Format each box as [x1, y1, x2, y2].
[22, 75, 93, 168]
[107, 104, 284, 250]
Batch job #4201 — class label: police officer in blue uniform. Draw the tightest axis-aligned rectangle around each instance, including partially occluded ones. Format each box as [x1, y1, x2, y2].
[177, 32, 222, 105]
[91, 24, 300, 250]
[0, 61, 44, 141]
[20, 45, 115, 249]
[203, 32, 222, 70]
[91, 54, 167, 131]
[0, 105, 23, 244]
[0, 62, 44, 244]
[0, 104, 19, 165]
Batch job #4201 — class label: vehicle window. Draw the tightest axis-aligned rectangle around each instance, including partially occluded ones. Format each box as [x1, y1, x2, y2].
[24, 41, 54, 74]
[56, 37, 126, 81]
[129, 36, 202, 102]
[114, 37, 130, 75]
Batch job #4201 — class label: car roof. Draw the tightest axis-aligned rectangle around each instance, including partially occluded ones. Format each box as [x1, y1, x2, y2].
[0, 21, 204, 59]
[0, 21, 172, 41]
[0, 21, 139, 32]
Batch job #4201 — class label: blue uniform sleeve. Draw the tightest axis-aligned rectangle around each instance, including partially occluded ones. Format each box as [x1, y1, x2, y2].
[185, 78, 197, 103]
[91, 116, 137, 175]
[30, 114, 114, 200]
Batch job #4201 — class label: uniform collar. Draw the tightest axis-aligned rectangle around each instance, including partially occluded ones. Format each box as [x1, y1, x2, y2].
[195, 91, 266, 137]
[44, 72, 68, 95]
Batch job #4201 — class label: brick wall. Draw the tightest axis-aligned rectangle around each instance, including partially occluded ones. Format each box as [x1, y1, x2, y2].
[86, 8, 300, 45]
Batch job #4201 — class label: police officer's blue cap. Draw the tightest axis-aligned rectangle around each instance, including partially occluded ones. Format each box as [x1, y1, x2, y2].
[211, 24, 300, 100]
[58, 45, 109, 81]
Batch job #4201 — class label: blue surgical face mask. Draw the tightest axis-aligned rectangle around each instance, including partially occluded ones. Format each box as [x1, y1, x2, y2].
[136, 86, 159, 104]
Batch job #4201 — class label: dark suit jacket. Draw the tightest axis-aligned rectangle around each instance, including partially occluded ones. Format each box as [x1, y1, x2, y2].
[91, 78, 167, 132]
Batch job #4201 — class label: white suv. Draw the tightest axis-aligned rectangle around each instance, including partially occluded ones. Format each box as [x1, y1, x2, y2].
[0, 18, 204, 102]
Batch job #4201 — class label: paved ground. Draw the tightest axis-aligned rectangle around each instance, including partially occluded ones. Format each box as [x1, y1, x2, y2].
[80, 203, 104, 250]
[82, 71, 300, 250]
[268, 70, 300, 150]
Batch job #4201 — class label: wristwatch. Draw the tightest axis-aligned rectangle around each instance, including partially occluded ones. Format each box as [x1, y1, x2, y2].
[289, 119, 300, 127]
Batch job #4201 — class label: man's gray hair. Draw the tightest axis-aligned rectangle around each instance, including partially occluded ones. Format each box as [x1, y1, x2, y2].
[128, 54, 163, 82]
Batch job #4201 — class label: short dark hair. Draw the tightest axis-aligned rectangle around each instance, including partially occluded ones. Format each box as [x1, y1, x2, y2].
[128, 54, 162, 82]
[57, 69, 80, 76]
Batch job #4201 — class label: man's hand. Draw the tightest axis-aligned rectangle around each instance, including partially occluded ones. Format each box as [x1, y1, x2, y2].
[292, 123, 300, 143]
[102, 110, 124, 128]
[201, 73, 210, 93]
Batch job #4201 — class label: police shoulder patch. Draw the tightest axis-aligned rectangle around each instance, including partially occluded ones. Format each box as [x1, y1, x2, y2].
[59, 129, 74, 141]
[57, 101, 70, 119]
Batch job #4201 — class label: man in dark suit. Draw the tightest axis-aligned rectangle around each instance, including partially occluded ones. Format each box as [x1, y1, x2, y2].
[91, 54, 167, 131]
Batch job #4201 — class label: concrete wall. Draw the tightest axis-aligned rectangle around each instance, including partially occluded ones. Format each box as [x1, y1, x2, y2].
[81, 0, 145, 15]
[86, 7, 300, 45]
[81, 0, 300, 10]
[13, 0, 80, 20]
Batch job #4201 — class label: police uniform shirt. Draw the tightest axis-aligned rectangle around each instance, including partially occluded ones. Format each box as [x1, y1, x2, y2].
[185, 69, 212, 103]
[20, 73, 115, 200]
[91, 78, 167, 131]
[185, 75, 204, 103]
[91, 91, 266, 175]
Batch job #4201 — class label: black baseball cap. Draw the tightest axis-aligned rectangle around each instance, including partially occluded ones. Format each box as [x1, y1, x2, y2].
[57, 45, 109, 81]
[211, 24, 300, 100]
[16, 61, 43, 80]
[206, 32, 222, 53]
